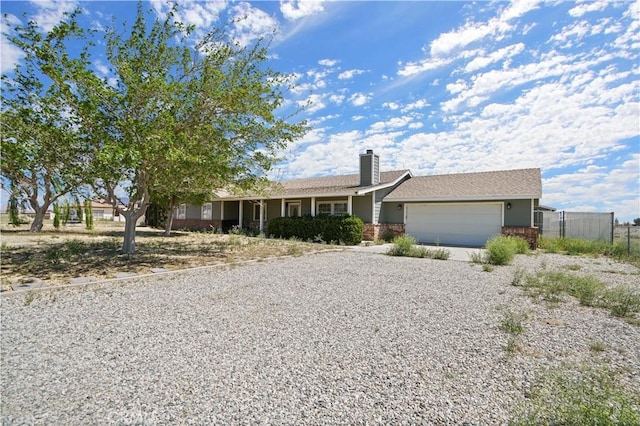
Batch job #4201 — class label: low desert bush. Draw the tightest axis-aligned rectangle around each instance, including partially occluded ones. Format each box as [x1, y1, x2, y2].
[484, 235, 529, 265]
[386, 235, 450, 260]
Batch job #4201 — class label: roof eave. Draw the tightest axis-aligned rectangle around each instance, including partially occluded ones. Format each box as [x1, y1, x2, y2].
[384, 194, 541, 202]
[355, 170, 412, 195]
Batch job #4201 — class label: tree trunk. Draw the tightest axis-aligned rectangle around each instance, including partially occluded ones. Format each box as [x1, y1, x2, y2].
[30, 207, 46, 232]
[28, 201, 50, 232]
[163, 207, 175, 237]
[122, 211, 138, 254]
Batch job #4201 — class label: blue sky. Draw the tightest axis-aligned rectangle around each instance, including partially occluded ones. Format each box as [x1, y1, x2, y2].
[1, 0, 639, 221]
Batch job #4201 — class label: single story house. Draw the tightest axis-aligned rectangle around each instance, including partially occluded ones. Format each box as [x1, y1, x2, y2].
[173, 150, 542, 247]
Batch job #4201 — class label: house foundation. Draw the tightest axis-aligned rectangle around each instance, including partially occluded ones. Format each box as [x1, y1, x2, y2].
[502, 226, 538, 249]
[363, 223, 405, 241]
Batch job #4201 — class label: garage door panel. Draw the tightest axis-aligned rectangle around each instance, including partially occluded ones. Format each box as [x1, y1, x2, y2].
[405, 203, 502, 247]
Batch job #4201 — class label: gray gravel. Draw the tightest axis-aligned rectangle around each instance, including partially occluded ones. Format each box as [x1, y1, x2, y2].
[2, 251, 639, 425]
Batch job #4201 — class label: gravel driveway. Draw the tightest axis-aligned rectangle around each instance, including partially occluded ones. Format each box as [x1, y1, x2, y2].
[2, 251, 639, 425]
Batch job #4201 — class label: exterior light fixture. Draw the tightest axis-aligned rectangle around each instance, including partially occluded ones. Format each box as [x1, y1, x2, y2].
[507, 202, 512, 210]
[397, 204, 402, 211]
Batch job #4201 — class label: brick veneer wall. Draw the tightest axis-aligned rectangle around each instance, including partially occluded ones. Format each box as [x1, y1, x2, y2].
[172, 219, 222, 231]
[502, 226, 538, 249]
[363, 223, 405, 241]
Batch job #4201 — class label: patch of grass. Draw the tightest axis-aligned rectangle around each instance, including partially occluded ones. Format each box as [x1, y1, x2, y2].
[589, 341, 607, 353]
[564, 263, 582, 271]
[499, 309, 527, 336]
[512, 364, 640, 425]
[605, 286, 640, 318]
[483, 264, 494, 272]
[484, 235, 529, 265]
[539, 237, 640, 268]
[385, 235, 450, 260]
[468, 250, 486, 264]
[511, 269, 640, 321]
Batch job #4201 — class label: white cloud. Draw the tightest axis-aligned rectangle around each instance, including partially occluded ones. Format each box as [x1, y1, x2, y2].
[0, 14, 25, 75]
[29, 0, 78, 32]
[464, 42, 525, 73]
[280, 0, 325, 21]
[568, 0, 610, 18]
[349, 93, 371, 107]
[151, 0, 227, 27]
[401, 99, 430, 112]
[429, 0, 539, 57]
[299, 93, 326, 113]
[230, 2, 279, 47]
[383, 102, 400, 110]
[318, 58, 338, 67]
[338, 68, 366, 80]
[329, 94, 345, 105]
[397, 56, 453, 77]
[367, 116, 414, 134]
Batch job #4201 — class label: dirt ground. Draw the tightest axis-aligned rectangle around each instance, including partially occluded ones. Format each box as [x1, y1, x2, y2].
[0, 220, 324, 290]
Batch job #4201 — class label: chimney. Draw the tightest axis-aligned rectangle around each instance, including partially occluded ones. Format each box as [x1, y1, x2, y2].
[359, 149, 380, 186]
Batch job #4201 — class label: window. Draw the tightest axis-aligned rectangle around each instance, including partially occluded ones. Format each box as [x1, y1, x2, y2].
[202, 203, 212, 220]
[176, 204, 186, 220]
[317, 201, 348, 216]
[287, 201, 301, 217]
[253, 202, 267, 221]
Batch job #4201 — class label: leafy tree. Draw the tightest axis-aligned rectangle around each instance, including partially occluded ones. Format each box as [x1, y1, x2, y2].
[1, 13, 91, 232]
[52, 5, 305, 252]
[634, 218, 640, 226]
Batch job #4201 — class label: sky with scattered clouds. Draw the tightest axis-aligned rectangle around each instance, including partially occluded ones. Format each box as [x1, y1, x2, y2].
[1, 0, 639, 221]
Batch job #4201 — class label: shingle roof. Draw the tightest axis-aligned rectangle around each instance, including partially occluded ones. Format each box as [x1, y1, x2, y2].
[221, 170, 411, 199]
[384, 168, 542, 201]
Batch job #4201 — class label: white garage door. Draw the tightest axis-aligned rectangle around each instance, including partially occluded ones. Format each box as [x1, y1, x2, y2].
[405, 203, 502, 247]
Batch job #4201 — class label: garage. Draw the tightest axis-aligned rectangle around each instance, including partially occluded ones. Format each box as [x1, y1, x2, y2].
[405, 203, 503, 247]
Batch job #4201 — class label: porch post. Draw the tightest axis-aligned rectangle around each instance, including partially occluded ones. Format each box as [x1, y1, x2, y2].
[530, 199, 534, 227]
[311, 197, 316, 216]
[220, 201, 225, 221]
[259, 200, 265, 233]
[347, 195, 353, 215]
[281, 199, 286, 217]
[238, 200, 243, 229]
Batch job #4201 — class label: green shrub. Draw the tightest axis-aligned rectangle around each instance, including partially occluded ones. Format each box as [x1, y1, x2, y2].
[485, 235, 528, 265]
[386, 235, 417, 256]
[268, 215, 364, 245]
[605, 286, 640, 318]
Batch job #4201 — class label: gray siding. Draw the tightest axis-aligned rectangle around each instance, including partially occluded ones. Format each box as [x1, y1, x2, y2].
[212, 201, 222, 220]
[504, 199, 533, 226]
[359, 155, 373, 186]
[352, 193, 372, 223]
[186, 204, 201, 220]
[380, 201, 405, 223]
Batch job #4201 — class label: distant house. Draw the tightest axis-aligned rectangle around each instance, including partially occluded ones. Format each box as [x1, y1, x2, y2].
[173, 150, 542, 247]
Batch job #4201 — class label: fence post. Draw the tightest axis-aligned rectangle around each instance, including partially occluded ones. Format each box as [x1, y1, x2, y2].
[561, 211, 565, 238]
[610, 212, 614, 245]
[628, 224, 631, 255]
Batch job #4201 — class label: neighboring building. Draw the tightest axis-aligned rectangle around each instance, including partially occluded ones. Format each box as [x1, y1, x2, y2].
[173, 150, 542, 247]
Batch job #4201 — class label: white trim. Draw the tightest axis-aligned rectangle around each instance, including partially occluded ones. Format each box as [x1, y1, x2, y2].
[220, 201, 225, 221]
[386, 195, 539, 203]
[176, 203, 186, 220]
[531, 199, 534, 227]
[258, 200, 264, 232]
[201, 202, 212, 220]
[355, 170, 412, 195]
[347, 195, 352, 216]
[238, 201, 243, 229]
[371, 190, 377, 224]
[287, 200, 301, 217]
[316, 200, 349, 216]
[253, 202, 267, 222]
[281, 199, 286, 217]
[311, 197, 316, 216]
